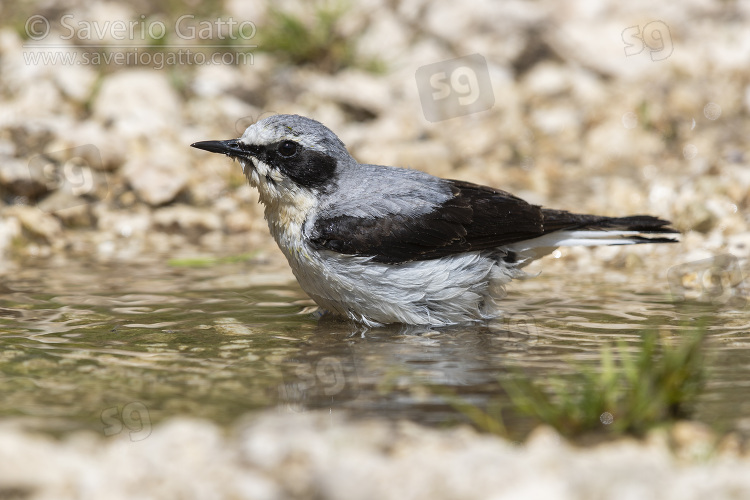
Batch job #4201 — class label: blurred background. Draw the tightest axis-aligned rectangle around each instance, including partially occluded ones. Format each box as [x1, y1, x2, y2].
[2, 2, 750, 497]
[0, 0, 748, 274]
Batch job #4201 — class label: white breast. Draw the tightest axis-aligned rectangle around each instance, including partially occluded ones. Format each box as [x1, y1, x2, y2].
[270, 221, 520, 326]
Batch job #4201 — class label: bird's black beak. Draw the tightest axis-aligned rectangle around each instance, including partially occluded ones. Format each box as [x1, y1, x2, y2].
[191, 139, 252, 158]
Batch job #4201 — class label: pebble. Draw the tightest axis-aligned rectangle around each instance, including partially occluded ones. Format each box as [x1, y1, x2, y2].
[152, 205, 223, 240]
[122, 143, 189, 207]
[92, 70, 181, 138]
[0, 158, 51, 201]
[1, 412, 749, 500]
[2, 205, 62, 244]
[0, 217, 21, 255]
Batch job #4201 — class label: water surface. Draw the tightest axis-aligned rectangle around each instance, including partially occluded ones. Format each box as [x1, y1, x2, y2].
[1, 259, 748, 439]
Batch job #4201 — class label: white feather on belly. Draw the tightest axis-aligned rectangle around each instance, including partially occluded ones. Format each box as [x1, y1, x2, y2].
[249, 164, 523, 327]
[283, 243, 522, 327]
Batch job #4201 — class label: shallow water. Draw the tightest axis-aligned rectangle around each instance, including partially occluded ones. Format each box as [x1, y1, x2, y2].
[1, 258, 749, 439]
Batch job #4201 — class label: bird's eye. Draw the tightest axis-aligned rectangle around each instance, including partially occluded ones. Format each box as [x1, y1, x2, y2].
[277, 140, 298, 158]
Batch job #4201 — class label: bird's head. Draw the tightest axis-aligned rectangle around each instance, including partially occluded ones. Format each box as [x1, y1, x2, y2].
[191, 114, 353, 206]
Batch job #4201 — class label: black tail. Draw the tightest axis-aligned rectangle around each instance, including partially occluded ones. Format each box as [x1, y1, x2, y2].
[541, 209, 679, 242]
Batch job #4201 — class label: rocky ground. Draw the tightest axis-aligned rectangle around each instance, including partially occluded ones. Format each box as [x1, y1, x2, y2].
[1, 0, 749, 275]
[1, 0, 750, 496]
[2, 411, 750, 500]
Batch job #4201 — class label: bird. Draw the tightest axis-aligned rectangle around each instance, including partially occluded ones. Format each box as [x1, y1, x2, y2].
[191, 114, 678, 327]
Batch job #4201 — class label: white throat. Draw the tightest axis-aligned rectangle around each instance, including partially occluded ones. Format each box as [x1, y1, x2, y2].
[239, 157, 318, 257]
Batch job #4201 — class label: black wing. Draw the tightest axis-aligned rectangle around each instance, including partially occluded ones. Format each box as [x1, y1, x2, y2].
[308, 179, 676, 264]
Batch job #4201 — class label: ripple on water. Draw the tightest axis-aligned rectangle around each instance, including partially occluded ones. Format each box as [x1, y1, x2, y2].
[0, 260, 748, 436]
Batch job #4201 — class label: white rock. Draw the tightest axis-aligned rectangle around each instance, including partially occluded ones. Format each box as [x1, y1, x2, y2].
[2, 205, 62, 244]
[191, 65, 242, 98]
[152, 204, 222, 237]
[305, 70, 391, 117]
[95, 205, 152, 238]
[53, 65, 98, 103]
[584, 121, 663, 167]
[11, 79, 66, 122]
[55, 122, 127, 171]
[0, 216, 21, 256]
[530, 105, 581, 135]
[524, 62, 570, 97]
[728, 233, 750, 260]
[0, 158, 51, 200]
[224, 0, 268, 25]
[224, 209, 256, 234]
[92, 70, 181, 138]
[122, 142, 189, 206]
[356, 139, 454, 178]
[65, 2, 137, 45]
[357, 10, 409, 64]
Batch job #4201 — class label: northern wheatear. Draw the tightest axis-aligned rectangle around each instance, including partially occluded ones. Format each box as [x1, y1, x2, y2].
[192, 114, 678, 326]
